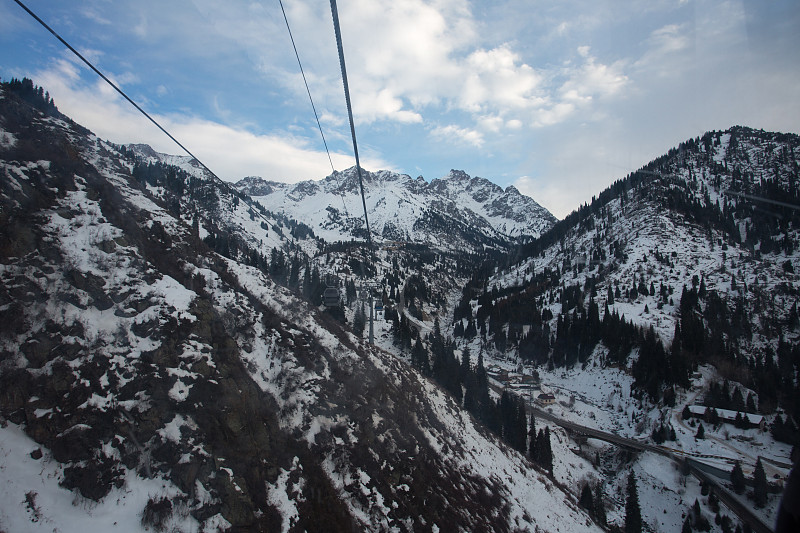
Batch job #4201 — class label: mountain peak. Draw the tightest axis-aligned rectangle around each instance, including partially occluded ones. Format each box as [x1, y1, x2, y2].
[239, 167, 556, 246]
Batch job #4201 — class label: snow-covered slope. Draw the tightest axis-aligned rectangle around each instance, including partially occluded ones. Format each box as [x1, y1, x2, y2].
[445, 126, 800, 532]
[0, 80, 598, 532]
[236, 167, 556, 250]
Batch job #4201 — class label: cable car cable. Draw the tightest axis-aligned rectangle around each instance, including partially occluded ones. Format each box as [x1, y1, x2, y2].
[11, 0, 222, 185]
[12, 0, 293, 240]
[277, 0, 349, 218]
[329, 0, 373, 250]
[277, 0, 334, 175]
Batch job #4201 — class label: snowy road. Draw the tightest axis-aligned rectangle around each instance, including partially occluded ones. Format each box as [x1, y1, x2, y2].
[529, 405, 776, 533]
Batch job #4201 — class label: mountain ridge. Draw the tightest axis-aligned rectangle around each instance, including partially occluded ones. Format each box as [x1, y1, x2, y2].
[235, 166, 557, 250]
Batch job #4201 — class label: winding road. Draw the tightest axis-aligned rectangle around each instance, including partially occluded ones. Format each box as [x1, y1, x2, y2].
[528, 405, 775, 533]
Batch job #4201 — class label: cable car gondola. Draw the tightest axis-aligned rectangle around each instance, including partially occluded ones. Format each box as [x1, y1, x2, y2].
[323, 286, 341, 307]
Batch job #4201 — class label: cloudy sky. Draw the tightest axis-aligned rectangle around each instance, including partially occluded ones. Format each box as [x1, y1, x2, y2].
[2, 0, 799, 218]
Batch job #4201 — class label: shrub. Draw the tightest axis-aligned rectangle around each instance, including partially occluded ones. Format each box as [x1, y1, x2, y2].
[141, 496, 173, 531]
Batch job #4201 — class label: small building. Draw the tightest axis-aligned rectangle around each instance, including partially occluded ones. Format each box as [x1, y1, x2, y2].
[686, 405, 766, 431]
[487, 366, 510, 384]
[536, 393, 556, 406]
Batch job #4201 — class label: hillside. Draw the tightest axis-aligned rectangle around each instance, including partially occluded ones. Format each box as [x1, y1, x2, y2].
[0, 80, 598, 532]
[235, 167, 556, 251]
[411, 126, 800, 531]
[464, 127, 800, 409]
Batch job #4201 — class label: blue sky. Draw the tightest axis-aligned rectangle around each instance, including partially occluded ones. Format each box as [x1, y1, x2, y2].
[2, 0, 799, 218]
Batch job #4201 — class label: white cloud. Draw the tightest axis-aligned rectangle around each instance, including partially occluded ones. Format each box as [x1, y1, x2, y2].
[33, 62, 389, 182]
[430, 124, 485, 147]
[560, 52, 628, 103]
[478, 115, 504, 133]
[352, 88, 423, 125]
[461, 46, 542, 112]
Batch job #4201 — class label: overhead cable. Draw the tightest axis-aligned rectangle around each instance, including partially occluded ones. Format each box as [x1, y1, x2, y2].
[278, 0, 349, 217]
[12, 0, 290, 237]
[329, 0, 373, 249]
[278, 0, 335, 175]
[11, 0, 224, 185]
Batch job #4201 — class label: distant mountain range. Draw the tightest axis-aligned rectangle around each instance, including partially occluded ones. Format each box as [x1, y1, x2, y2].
[234, 167, 556, 250]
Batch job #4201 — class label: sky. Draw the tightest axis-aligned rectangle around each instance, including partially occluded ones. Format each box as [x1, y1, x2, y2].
[1, 0, 799, 218]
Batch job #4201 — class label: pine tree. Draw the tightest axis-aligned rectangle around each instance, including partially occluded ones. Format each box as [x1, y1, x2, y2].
[692, 498, 702, 523]
[579, 483, 594, 514]
[459, 346, 471, 381]
[696, 423, 705, 439]
[515, 402, 528, 453]
[682, 515, 693, 533]
[353, 303, 366, 337]
[625, 471, 642, 533]
[541, 427, 553, 473]
[708, 490, 719, 514]
[534, 428, 553, 473]
[593, 483, 607, 525]
[753, 458, 768, 508]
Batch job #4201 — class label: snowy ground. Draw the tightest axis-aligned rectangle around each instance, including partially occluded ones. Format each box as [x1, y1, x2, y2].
[469, 341, 791, 532]
[0, 422, 228, 533]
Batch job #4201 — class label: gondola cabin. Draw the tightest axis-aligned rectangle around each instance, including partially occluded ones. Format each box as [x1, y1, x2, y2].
[323, 287, 341, 307]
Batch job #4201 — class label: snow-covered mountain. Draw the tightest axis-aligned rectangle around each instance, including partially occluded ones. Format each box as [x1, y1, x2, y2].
[0, 80, 598, 532]
[461, 125, 800, 409]
[438, 126, 800, 531]
[236, 167, 556, 250]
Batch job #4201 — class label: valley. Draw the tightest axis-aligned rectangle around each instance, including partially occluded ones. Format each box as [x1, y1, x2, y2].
[1, 79, 798, 533]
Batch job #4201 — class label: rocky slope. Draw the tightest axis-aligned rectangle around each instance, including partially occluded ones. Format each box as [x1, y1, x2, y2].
[0, 80, 597, 532]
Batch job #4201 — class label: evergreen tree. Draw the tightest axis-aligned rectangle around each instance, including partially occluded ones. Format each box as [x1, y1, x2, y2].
[708, 490, 719, 514]
[579, 483, 594, 514]
[541, 427, 552, 471]
[514, 401, 528, 453]
[625, 471, 642, 533]
[753, 458, 768, 508]
[537, 427, 553, 473]
[682, 515, 693, 533]
[696, 423, 705, 439]
[411, 335, 429, 374]
[459, 346, 471, 382]
[353, 303, 366, 337]
[692, 498, 702, 523]
[593, 483, 607, 525]
[746, 393, 757, 413]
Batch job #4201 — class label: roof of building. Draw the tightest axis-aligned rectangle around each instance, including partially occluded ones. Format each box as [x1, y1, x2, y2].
[687, 405, 764, 424]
